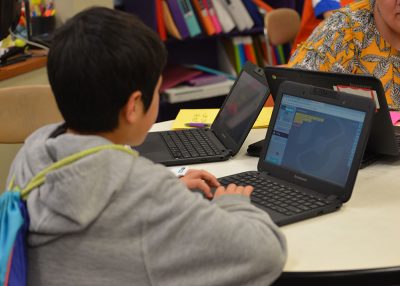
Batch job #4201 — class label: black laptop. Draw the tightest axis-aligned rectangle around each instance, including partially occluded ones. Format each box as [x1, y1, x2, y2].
[249, 66, 400, 164]
[135, 62, 270, 166]
[218, 80, 375, 226]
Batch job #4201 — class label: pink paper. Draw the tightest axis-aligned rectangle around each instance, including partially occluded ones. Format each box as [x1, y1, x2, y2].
[389, 111, 400, 125]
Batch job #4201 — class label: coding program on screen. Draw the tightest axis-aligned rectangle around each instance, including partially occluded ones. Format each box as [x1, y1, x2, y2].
[265, 94, 365, 187]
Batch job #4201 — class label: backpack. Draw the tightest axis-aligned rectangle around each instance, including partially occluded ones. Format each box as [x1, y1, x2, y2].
[0, 144, 137, 285]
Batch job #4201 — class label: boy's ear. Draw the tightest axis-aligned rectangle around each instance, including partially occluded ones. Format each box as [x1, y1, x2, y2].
[123, 91, 144, 124]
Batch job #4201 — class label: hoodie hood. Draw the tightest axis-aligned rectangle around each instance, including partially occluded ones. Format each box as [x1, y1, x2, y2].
[8, 124, 136, 245]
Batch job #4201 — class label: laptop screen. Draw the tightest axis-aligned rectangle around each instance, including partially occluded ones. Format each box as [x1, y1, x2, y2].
[264, 94, 366, 187]
[216, 71, 269, 144]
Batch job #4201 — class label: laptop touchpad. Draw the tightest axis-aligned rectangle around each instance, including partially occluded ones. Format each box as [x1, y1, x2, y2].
[135, 133, 173, 162]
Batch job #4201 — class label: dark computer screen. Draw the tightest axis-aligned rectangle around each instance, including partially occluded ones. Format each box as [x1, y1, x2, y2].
[0, 0, 21, 41]
[265, 94, 366, 187]
[217, 71, 268, 144]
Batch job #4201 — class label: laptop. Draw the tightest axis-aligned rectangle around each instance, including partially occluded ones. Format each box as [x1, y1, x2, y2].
[252, 66, 400, 165]
[135, 62, 270, 166]
[218, 80, 375, 226]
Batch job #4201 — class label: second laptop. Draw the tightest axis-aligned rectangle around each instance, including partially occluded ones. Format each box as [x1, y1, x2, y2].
[134, 62, 269, 166]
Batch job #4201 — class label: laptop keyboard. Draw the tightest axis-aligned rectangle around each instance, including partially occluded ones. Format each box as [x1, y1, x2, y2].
[219, 172, 331, 216]
[161, 129, 222, 159]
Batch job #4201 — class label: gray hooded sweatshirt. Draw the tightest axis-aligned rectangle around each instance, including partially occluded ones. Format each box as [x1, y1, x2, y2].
[7, 124, 287, 286]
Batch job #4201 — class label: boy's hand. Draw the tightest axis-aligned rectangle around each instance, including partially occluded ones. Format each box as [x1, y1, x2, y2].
[214, 183, 254, 199]
[179, 169, 220, 199]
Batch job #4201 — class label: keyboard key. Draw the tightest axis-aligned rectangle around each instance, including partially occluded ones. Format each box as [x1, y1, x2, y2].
[219, 172, 329, 216]
[162, 129, 222, 159]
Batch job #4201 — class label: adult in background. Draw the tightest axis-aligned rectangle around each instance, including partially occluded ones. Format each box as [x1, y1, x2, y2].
[292, 0, 354, 49]
[288, 0, 400, 110]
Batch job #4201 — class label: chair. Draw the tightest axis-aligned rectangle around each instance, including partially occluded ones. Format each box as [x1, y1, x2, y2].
[263, 8, 300, 108]
[264, 8, 301, 46]
[0, 85, 63, 189]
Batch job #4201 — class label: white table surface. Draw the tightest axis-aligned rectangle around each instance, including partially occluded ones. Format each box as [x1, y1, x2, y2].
[151, 121, 400, 272]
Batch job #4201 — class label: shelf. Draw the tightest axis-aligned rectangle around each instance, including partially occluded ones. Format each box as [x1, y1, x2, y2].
[0, 50, 47, 82]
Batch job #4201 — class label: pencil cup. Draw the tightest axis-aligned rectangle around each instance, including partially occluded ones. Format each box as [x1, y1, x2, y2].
[31, 16, 56, 37]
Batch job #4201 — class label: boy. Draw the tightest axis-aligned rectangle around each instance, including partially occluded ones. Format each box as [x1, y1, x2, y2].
[7, 7, 286, 286]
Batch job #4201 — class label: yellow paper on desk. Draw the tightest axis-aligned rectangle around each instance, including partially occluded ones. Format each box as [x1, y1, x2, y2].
[172, 107, 273, 130]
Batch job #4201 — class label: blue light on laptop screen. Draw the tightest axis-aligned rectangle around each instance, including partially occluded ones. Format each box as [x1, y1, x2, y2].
[265, 94, 366, 187]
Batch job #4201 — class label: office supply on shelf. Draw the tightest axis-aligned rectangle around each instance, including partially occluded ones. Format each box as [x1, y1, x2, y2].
[184, 63, 236, 80]
[163, 78, 234, 103]
[172, 107, 273, 129]
[155, 0, 167, 40]
[252, 35, 266, 66]
[187, 74, 227, 86]
[203, 0, 222, 33]
[162, 0, 182, 39]
[211, 0, 235, 32]
[135, 62, 269, 165]
[166, 0, 190, 38]
[220, 0, 254, 31]
[218, 80, 375, 226]
[251, 0, 273, 12]
[191, 0, 215, 35]
[275, 45, 286, 64]
[0, 53, 31, 67]
[178, 0, 201, 37]
[242, 36, 257, 64]
[217, 41, 237, 76]
[242, 0, 264, 27]
[160, 64, 203, 92]
[232, 37, 246, 73]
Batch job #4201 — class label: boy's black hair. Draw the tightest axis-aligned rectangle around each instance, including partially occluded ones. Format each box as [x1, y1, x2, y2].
[47, 7, 167, 132]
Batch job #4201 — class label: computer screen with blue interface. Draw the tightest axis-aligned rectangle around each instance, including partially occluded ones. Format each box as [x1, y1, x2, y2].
[265, 94, 366, 187]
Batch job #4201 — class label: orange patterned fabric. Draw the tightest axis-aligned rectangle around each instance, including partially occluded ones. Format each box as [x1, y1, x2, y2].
[288, 0, 400, 110]
[293, 0, 352, 50]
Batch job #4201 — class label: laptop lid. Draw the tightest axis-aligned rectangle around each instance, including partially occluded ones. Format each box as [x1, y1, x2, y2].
[264, 65, 399, 156]
[258, 81, 375, 202]
[211, 61, 269, 155]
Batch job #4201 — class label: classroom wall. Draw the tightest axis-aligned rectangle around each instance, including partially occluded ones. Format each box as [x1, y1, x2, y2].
[54, 0, 113, 26]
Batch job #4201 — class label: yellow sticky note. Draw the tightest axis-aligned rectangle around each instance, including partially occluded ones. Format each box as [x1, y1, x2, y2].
[172, 109, 219, 130]
[254, 107, 273, 128]
[172, 107, 273, 130]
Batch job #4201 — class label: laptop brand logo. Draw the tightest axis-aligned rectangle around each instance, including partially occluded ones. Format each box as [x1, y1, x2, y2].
[221, 133, 227, 139]
[294, 174, 308, 182]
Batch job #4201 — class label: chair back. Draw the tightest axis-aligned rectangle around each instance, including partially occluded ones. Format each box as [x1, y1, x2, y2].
[0, 85, 63, 144]
[264, 8, 301, 46]
[0, 85, 63, 189]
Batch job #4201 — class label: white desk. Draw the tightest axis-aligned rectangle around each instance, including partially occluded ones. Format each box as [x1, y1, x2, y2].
[151, 121, 400, 272]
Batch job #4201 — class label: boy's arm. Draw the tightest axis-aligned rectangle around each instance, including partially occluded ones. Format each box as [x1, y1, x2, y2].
[141, 167, 287, 286]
